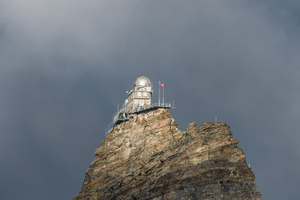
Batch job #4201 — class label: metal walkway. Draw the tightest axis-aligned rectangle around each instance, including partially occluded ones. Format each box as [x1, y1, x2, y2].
[105, 103, 172, 136]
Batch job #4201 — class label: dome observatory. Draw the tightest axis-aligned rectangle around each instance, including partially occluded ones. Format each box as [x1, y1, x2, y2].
[126, 76, 153, 112]
[134, 76, 152, 88]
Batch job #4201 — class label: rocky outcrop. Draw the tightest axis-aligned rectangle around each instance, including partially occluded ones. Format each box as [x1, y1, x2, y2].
[74, 109, 262, 200]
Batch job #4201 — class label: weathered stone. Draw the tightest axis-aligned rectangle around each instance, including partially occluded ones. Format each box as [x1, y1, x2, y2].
[74, 109, 262, 200]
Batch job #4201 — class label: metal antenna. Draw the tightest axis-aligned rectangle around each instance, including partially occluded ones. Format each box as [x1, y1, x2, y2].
[162, 82, 164, 110]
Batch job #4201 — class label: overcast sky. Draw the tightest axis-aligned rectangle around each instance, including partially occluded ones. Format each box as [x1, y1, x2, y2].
[0, 1, 299, 199]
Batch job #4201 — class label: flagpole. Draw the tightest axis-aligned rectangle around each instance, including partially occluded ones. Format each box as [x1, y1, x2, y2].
[163, 83, 164, 110]
[158, 81, 160, 106]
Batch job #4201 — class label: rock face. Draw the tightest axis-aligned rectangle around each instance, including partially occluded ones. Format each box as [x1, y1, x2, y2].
[74, 109, 262, 200]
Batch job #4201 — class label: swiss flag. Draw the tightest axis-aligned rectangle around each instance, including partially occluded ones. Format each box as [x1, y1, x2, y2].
[161, 83, 164, 87]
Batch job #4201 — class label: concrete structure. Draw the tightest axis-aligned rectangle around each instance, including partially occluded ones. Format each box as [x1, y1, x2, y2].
[126, 76, 153, 112]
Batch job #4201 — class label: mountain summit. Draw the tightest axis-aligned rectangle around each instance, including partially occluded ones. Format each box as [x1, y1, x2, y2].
[74, 109, 262, 199]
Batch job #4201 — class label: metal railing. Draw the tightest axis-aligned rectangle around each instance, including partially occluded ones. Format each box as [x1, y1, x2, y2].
[105, 102, 172, 136]
[111, 101, 133, 119]
[129, 103, 171, 113]
[105, 122, 114, 136]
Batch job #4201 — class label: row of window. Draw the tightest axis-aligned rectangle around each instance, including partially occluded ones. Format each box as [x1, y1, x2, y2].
[137, 87, 152, 91]
[137, 92, 148, 97]
[135, 100, 150, 105]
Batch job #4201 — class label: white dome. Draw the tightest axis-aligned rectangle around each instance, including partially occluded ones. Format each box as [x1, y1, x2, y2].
[134, 76, 152, 87]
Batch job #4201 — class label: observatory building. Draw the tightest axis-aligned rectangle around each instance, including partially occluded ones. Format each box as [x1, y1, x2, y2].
[105, 75, 173, 135]
[126, 76, 153, 112]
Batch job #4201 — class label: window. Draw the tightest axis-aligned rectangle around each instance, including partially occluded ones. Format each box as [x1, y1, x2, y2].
[140, 100, 144, 106]
[143, 92, 147, 96]
[137, 92, 141, 96]
[146, 100, 150, 104]
[135, 100, 139, 104]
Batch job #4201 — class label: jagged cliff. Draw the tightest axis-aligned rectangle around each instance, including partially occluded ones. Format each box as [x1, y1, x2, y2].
[74, 109, 262, 200]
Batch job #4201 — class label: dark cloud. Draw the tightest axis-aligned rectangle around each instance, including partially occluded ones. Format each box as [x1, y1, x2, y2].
[0, 1, 299, 199]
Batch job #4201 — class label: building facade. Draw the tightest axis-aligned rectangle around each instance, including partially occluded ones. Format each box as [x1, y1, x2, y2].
[126, 76, 153, 112]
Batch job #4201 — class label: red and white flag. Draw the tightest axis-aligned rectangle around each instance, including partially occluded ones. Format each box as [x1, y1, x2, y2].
[161, 83, 164, 87]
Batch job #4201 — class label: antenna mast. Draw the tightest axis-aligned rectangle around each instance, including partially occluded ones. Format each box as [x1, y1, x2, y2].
[158, 81, 160, 105]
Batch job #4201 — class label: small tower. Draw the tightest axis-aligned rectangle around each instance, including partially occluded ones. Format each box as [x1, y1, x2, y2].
[126, 76, 153, 112]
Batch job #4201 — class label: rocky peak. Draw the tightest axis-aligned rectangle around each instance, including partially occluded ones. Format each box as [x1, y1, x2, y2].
[74, 109, 262, 200]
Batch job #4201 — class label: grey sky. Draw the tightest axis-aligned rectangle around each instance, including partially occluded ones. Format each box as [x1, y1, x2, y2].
[0, 1, 299, 199]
